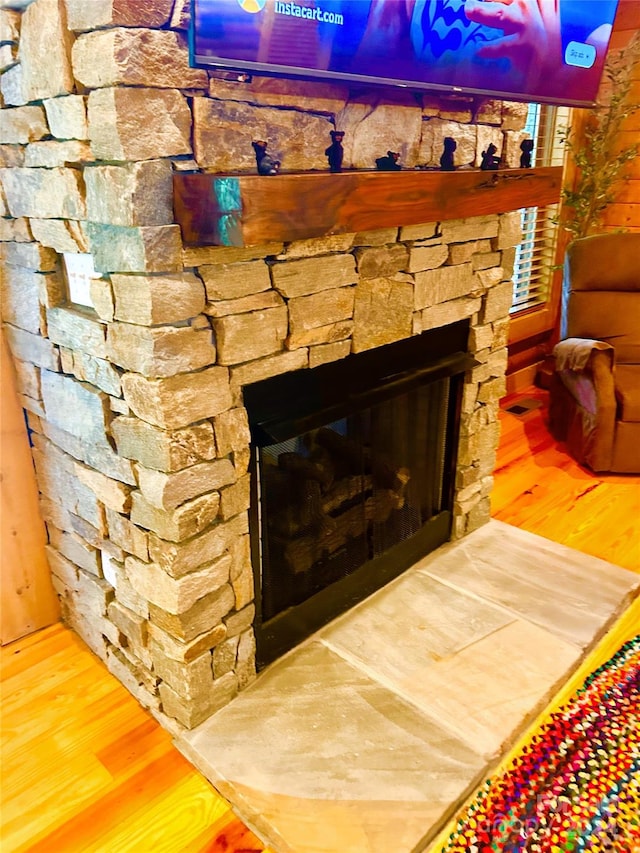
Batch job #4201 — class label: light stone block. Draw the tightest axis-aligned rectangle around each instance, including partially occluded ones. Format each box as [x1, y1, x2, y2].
[73, 461, 132, 513]
[212, 306, 288, 365]
[0, 63, 25, 107]
[0, 167, 86, 219]
[126, 552, 232, 614]
[414, 263, 476, 310]
[0, 105, 48, 143]
[355, 244, 409, 279]
[43, 94, 88, 140]
[220, 475, 251, 521]
[46, 307, 107, 359]
[1, 265, 42, 334]
[87, 87, 192, 161]
[107, 322, 216, 378]
[421, 296, 482, 331]
[286, 319, 353, 350]
[352, 275, 413, 353]
[112, 417, 216, 473]
[121, 366, 232, 430]
[159, 671, 237, 729]
[213, 408, 251, 457]
[482, 280, 513, 323]
[229, 349, 308, 399]
[72, 28, 207, 90]
[41, 369, 110, 444]
[19, 0, 75, 101]
[148, 621, 227, 665]
[494, 210, 523, 250]
[289, 287, 354, 334]
[149, 584, 235, 643]
[105, 508, 150, 562]
[87, 223, 183, 274]
[183, 243, 284, 267]
[308, 339, 351, 368]
[280, 234, 356, 259]
[24, 140, 92, 168]
[204, 290, 283, 318]
[111, 273, 205, 326]
[148, 514, 248, 579]
[65, 0, 174, 30]
[440, 216, 499, 244]
[271, 254, 357, 298]
[30, 218, 90, 253]
[407, 243, 448, 273]
[136, 458, 236, 510]
[3, 325, 60, 373]
[130, 491, 221, 543]
[85, 160, 173, 227]
[201, 260, 271, 301]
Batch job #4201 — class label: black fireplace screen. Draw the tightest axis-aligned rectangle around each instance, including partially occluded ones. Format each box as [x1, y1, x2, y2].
[259, 380, 449, 623]
[244, 322, 473, 667]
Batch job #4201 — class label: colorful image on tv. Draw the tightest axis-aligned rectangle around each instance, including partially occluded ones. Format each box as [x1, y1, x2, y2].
[191, 0, 620, 106]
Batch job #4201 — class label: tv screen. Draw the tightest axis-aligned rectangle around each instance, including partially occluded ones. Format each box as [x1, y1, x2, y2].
[191, 0, 619, 108]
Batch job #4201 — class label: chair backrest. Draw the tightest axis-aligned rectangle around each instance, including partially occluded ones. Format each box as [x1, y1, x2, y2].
[563, 233, 640, 364]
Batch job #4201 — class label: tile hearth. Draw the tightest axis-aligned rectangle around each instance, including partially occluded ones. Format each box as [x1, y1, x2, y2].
[177, 520, 640, 853]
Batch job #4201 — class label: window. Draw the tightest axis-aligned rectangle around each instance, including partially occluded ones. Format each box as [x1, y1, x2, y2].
[511, 104, 570, 314]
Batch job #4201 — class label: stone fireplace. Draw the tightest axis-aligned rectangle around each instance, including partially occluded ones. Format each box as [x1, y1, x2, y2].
[0, 0, 560, 733]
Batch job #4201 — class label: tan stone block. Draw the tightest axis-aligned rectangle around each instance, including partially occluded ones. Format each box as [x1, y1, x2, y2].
[236, 629, 256, 689]
[72, 461, 131, 514]
[289, 287, 354, 334]
[136, 458, 235, 510]
[66, 0, 174, 30]
[107, 322, 216, 378]
[482, 281, 513, 323]
[501, 247, 517, 281]
[440, 216, 499, 244]
[233, 447, 251, 475]
[43, 94, 88, 141]
[337, 97, 422, 169]
[19, 0, 74, 101]
[87, 87, 191, 161]
[107, 600, 148, 648]
[231, 561, 254, 611]
[1, 265, 42, 334]
[421, 296, 482, 331]
[475, 99, 503, 125]
[212, 636, 239, 678]
[475, 267, 505, 290]
[503, 130, 529, 169]
[149, 583, 235, 643]
[148, 514, 248, 579]
[41, 369, 110, 444]
[493, 211, 523, 251]
[286, 320, 353, 350]
[220, 475, 251, 521]
[112, 417, 216, 472]
[130, 491, 220, 542]
[407, 244, 448, 273]
[355, 244, 409, 279]
[271, 254, 357, 298]
[46, 545, 80, 591]
[418, 118, 477, 168]
[229, 533, 251, 584]
[200, 260, 271, 301]
[473, 252, 501, 271]
[225, 604, 255, 638]
[502, 100, 529, 131]
[469, 324, 494, 353]
[85, 160, 173, 228]
[48, 527, 102, 577]
[415, 263, 481, 311]
[448, 240, 493, 265]
[229, 349, 308, 397]
[475, 126, 504, 168]
[159, 671, 237, 728]
[280, 234, 355, 258]
[148, 621, 227, 664]
[105, 509, 149, 562]
[121, 366, 232, 430]
[209, 75, 347, 114]
[352, 275, 413, 353]
[102, 552, 149, 617]
[205, 290, 284, 318]
[112, 273, 205, 325]
[46, 307, 108, 359]
[213, 306, 288, 365]
[398, 222, 440, 242]
[88, 279, 114, 323]
[0, 167, 85, 219]
[24, 140, 92, 168]
[213, 407, 250, 457]
[0, 217, 32, 242]
[153, 648, 214, 702]
[72, 28, 207, 90]
[126, 552, 232, 614]
[353, 228, 399, 246]
[183, 243, 283, 267]
[192, 96, 332, 172]
[308, 339, 351, 368]
[87, 223, 183, 275]
[30, 219, 90, 253]
[11, 358, 40, 400]
[0, 63, 25, 108]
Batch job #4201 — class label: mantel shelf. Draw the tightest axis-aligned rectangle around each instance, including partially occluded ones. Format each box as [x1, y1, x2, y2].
[173, 166, 563, 248]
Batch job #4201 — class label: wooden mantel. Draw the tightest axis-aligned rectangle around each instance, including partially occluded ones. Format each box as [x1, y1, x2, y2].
[173, 166, 563, 248]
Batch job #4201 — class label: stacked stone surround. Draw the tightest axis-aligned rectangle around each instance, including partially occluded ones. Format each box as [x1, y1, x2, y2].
[1, 0, 524, 731]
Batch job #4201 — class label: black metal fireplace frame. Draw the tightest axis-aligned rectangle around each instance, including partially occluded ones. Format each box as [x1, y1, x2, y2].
[244, 321, 475, 669]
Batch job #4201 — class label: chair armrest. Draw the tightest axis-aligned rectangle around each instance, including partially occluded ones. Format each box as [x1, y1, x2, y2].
[553, 338, 614, 373]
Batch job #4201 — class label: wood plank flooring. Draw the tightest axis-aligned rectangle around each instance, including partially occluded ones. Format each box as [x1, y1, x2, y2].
[1, 387, 638, 852]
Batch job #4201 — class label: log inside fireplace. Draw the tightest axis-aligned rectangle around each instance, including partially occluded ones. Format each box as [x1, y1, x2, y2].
[244, 321, 475, 667]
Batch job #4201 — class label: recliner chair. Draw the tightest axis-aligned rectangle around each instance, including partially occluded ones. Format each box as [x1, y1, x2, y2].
[549, 232, 640, 473]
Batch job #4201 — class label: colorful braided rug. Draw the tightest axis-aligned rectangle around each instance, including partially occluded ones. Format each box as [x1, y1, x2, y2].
[440, 635, 640, 853]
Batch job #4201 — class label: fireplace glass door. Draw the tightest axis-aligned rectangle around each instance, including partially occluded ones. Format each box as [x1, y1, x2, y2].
[258, 380, 449, 623]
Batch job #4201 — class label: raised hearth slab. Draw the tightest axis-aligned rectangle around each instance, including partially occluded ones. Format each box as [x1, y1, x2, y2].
[176, 520, 639, 853]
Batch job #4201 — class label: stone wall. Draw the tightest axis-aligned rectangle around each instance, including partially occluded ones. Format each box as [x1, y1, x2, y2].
[0, 0, 522, 731]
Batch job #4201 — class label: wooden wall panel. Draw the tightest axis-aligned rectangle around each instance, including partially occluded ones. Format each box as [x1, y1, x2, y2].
[1, 329, 59, 644]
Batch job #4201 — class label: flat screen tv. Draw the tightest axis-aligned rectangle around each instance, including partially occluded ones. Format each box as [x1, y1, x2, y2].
[190, 0, 620, 108]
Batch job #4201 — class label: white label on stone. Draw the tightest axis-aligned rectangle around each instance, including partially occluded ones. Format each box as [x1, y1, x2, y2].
[63, 252, 100, 307]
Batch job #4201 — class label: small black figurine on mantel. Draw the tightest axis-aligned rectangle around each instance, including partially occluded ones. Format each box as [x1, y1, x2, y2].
[325, 130, 345, 172]
[252, 140, 280, 175]
[375, 150, 401, 171]
[440, 136, 457, 171]
[480, 143, 501, 171]
[520, 138, 534, 169]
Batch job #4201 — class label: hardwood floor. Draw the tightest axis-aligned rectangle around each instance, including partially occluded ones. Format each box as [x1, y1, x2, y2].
[1, 387, 638, 852]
